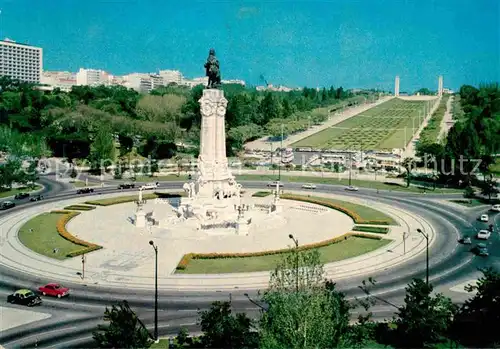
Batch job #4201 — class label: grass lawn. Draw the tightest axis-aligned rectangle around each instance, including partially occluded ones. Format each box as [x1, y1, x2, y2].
[353, 225, 390, 234]
[18, 212, 86, 260]
[0, 184, 43, 199]
[450, 198, 499, 207]
[283, 194, 397, 225]
[490, 159, 500, 177]
[292, 98, 428, 150]
[234, 174, 461, 194]
[134, 175, 188, 182]
[85, 192, 183, 206]
[176, 236, 390, 274]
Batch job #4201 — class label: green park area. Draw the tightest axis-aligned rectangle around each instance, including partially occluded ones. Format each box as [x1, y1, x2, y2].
[18, 212, 85, 260]
[0, 184, 42, 199]
[176, 236, 390, 274]
[292, 98, 430, 150]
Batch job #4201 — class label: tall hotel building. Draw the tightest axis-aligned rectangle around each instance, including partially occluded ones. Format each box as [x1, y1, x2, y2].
[0, 38, 43, 83]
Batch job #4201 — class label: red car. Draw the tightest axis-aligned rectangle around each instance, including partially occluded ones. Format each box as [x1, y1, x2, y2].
[38, 283, 70, 298]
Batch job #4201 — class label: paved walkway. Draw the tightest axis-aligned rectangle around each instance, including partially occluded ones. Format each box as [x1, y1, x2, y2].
[402, 97, 442, 159]
[438, 96, 454, 141]
[245, 97, 394, 150]
[0, 306, 51, 332]
[0, 190, 434, 290]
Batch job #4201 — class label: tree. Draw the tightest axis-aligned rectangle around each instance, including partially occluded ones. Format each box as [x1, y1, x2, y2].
[402, 158, 415, 188]
[92, 301, 153, 348]
[451, 268, 500, 348]
[259, 246, 358, 349]
[480, 178, 499, 201]
[198, 301, 257, 349]
[394, 279, 456, 348]
[89, 128, 116, 172]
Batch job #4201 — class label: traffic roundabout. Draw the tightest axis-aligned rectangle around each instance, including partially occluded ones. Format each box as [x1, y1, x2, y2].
[0, 179, 497, 348]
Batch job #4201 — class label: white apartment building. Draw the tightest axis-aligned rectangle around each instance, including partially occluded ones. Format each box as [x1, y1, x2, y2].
[221, 79, 245, 86]
[76, 68, 112, 86]
[40, 71, 76, 92]
[0, 38, 43, 83]
[122, 73, 159, 93]
[182, 76, 208, 88]
[159, 70, 182, 85]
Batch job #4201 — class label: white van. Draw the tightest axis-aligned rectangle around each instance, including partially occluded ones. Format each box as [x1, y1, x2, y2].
[140, 182, 159, 190]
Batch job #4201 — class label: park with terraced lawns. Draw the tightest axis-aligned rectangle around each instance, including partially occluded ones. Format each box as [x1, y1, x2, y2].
[292, 98, 436, 150]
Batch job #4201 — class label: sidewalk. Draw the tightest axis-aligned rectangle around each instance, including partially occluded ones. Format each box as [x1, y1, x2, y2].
[245, 96, 394, 150]
[438, 96, 454, 141]
[0, 190, 433, 291]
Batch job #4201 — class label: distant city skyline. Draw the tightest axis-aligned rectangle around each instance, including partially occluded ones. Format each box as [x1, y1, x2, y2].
[1, 0, 498, 91]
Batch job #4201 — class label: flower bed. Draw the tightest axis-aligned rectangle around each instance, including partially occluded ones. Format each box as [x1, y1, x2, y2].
[55, 211, 102, 257]
[176, 232, 385, 270]
[63, 205, 96, 211]
[280, 194, 395, 225]
[353, 226, 390, 234]
[85, 192, 184, 206]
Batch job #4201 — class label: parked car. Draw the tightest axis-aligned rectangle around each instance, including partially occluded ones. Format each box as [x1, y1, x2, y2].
[479, 214, 489, 222]
[7, 289, 42, 306]
[267, 181, 283, 188]
[76, 188, 94, 194]
[345, 185, 359, 191]
[459, 236, 472, 244]
[0, 201, 15, 210]
[471, 243, 489, 257]
[491, 204, 500, 212]
[14, 192, 29, 200]
[301, 183, 317, 189]
[38, 283, 69, 298]
[139, 182, 159, 190]
[118, 183, 135, 189]
[30, 195, 43, 202]
[476, 230, 491, 240]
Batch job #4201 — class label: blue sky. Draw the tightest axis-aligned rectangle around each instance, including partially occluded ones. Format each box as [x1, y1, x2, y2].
[1, 0, 498, 91]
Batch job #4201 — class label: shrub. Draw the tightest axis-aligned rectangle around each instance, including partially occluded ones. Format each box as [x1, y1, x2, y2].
[353, 226, 390, 234]
[252, 191, 272, 197]
[463, 186, 475, 198]
[280, 194, 393, 225]
[54, 212, 103, 257]
[176, 232, 385, 270]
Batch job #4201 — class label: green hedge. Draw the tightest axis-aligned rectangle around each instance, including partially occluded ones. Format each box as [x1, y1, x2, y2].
[252, 191, 272, 197]
[353, 226, 390, 234]
[63, 205, 96, 211]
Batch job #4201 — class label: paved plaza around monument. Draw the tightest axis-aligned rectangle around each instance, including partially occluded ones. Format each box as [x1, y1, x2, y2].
[0, 189, 435, 290]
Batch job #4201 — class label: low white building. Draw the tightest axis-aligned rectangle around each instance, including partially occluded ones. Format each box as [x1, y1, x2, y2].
[76, 68, 112, 86]
[40, 71, 76, 91]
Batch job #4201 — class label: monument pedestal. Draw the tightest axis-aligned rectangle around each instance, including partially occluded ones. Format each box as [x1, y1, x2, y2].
[236, 218, 250, 235]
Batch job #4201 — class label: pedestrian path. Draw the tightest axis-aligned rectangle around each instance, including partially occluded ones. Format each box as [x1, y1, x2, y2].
[0, 306, 51, 332]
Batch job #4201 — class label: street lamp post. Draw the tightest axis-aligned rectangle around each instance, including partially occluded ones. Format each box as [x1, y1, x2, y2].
[417, 229, 429, 285]
[149, 240, 159, 343]
[288, 234, 299, 292]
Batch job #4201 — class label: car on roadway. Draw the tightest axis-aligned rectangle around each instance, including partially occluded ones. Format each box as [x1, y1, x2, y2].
[491, 204, 500, 212]
[266, 181, 283, 188]
[118, 182, 135, 189]
[76, 187, 94, 194]
[479, 214, 489, 222]
[38, 283, 70, 298]
[471, 243, 489, 257]
[30, 195, 44, 202]
[301, 183, 316, 190]
[476, 230, 492, 240]
[14, 192, 29, 200]
[459, 236, 472, 244]
[7, 289, 42, 306]
[345, 185, 359, 191]
[0, 201, 15, 210]
[139, 182, 159, 190]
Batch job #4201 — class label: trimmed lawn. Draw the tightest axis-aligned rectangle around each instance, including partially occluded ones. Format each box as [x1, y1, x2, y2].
[283, 194, 397, 225]
[292, 98, 429, 150]
[134, 175, 188, 182]
[490, 159, 500, 177]
[18, 212, 85, 260]
[85, 192, 183, 206]
[353, 225, 390, 234]
[0, 184, 43, 198]
[71, 181, 98, 188]
[234, 174, 461, 194]
[176, 236, 390, 274]
[252, 191, 272, 197]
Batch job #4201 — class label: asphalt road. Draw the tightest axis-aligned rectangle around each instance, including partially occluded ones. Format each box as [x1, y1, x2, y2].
[1, 173, 499, 348]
